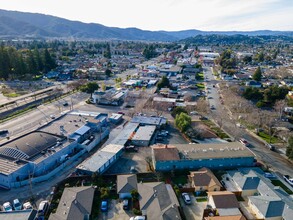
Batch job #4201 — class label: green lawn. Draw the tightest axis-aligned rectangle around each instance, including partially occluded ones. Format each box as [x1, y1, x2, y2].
[258, 131, 279, 144]
[271, 180, 293, 194]
[3, 93, 20, 97]
[172, 175, 188, 185]
[196, 197, 207, 202]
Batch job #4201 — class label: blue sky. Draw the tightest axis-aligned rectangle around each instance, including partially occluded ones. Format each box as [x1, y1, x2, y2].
[0, 0, 292, 31]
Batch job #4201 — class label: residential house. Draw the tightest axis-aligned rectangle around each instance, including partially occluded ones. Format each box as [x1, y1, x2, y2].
[117, 174, 138, 199]
[223, 168, 293, 220]
[226, 169, 261, 196]
[49, 186, 95, 220]
[206, 191, 244, 218]
[137, 182, 182, 220]
[188, 168, 222, 193]
[245, 81, 262, 88]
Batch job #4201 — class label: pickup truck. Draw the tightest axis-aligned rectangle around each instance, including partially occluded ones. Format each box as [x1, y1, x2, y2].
[283, 175, 293, 187]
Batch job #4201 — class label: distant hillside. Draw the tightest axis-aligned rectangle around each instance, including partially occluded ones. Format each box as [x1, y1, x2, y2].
[0, 9, 292, 41]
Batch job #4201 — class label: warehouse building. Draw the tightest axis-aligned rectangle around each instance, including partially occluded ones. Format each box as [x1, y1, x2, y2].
[131, 125, 156, 147]
[131, 116, 167, 128]
[0, 111, 109, 189]
[76, 122, 139, 174]
[152, 142, 255, 171]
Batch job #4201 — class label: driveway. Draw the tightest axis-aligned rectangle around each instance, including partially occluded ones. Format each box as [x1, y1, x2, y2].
[99, 199, 133, 220]
[179, 194, 207, 220]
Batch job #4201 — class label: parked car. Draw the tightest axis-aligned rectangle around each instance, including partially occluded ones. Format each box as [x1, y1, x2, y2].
[181, 193, 191, 205]
[265, 143, 275, 151]
[264, 172, 276, 179]
[13, 199, 22, 210]
[0, 129, 8, 135]
[283, 175, 293, 186]
[130, 216, 146, 220]
[37, 200, 49, 216]
[123, 199, 129, 210]
[63, 102, 69, 106]
[3, 202, 12, 212]
[23, 201, 33, 210]
[117, 111, 125, 115]
[239, 138, 249, 147]
[125, 145, 138, 152]
[101, 200, 108, 212]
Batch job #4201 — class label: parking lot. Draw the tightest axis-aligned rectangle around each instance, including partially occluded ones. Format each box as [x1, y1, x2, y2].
[105, 123, 188, 175]
[105, 147, 151, 174]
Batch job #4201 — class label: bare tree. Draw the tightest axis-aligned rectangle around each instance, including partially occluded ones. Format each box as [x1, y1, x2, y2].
[195, 98, 208, 113]
[274, 99, 287, 120]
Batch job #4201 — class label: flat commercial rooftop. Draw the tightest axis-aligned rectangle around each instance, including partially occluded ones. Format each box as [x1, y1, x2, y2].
[111, 122, 139, 146]
[174, 142, 255, 160]
[132, 125, 156, 141]
[131, 116, 167, 127]
[76, 144, 124, 173]
[40, 114, 92, 136]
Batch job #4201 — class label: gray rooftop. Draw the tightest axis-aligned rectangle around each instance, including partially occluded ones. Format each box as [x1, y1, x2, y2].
[49, 186, 95, 220]
[76, 150, 115, 173]
[76, 144, 124, 173]
[40, 114, 92, 136]
[0, 209, 37, 220]
[131, 116, 167, 127]
[249, 196, 285, 218]
[117, 174, 138, 194]
[132, 126, 156, 141]
[138, 182, 181, 220]
[174, 142, 255, 160]
[0, 131, 64, 160]
[111, 122, 139, 146]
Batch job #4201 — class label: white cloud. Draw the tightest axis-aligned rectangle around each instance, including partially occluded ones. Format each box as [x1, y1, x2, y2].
[0, 0, 292, 31]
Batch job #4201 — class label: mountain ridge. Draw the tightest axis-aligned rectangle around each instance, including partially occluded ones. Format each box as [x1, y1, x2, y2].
[0, 9, 292, 41]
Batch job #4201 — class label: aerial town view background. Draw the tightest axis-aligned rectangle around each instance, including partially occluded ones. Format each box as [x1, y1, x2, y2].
[0, 1, 292, 220]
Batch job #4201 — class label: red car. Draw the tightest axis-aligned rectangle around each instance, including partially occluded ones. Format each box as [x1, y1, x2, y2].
[239, 138, 249, 147]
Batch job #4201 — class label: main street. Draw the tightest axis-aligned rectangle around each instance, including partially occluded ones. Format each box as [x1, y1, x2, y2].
[203, 67, 293, 177]
[0, 92, 88, 142]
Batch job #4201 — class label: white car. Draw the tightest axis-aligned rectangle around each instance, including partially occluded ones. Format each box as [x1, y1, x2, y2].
[23, 201, 33, 210]
[3, 202, 12, 212]
[182, 193, 191, 205]
[130, 216, 146, 220]
[13, 199, 22, 210]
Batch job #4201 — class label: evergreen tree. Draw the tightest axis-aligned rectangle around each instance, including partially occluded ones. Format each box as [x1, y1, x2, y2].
[252, 67, 262, 81]
[43, 48, 56, 72]
[34, 47, 44, 72]
[26, 50, 37, 75]
[157, 76, 171, 90]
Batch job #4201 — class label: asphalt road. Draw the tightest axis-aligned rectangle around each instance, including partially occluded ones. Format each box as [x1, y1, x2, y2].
[0, 92, 88, 142]
[203, 67, 293, 177]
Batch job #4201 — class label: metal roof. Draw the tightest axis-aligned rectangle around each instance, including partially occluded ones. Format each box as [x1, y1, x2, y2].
[74, 125, 91, 136]
[0, 131, 62, 160]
